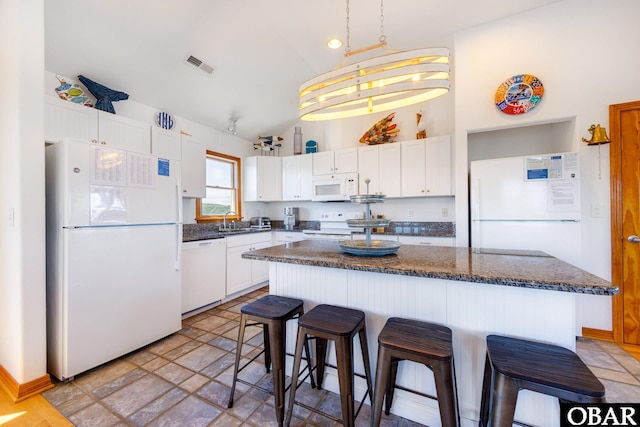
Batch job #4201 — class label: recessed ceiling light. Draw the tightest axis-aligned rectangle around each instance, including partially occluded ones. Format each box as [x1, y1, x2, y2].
[327, 38, 342, 49]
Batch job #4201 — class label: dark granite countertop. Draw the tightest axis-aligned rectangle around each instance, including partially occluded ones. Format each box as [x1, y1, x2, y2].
[183, 223, 271, 242]
[183, 221, 455, 242]
[242, 240, 617, 296]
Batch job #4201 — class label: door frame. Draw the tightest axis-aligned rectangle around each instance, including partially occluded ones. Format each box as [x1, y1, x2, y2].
[609, 100, 640, 348]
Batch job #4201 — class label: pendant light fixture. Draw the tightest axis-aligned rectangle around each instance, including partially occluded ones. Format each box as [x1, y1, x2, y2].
[226, 117, 238, 135]
[299, 0, 450, 121]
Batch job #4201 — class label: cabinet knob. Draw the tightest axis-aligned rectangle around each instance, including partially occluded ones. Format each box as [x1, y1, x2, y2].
[91, 139, 97, 144]
[100, 141, 107, 145]
[183, 189, 187, 193]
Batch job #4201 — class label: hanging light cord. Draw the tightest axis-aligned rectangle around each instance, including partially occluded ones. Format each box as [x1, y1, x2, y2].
[379, 0, 386, 44]
[345, 0, 351, 55]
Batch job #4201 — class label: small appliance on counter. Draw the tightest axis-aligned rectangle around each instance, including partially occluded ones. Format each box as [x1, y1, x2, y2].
[283, 207, 299, 230]
[250, 217, 271, 229]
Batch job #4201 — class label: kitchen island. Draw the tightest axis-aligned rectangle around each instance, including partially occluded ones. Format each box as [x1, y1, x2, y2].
[243, 240, 617, 427]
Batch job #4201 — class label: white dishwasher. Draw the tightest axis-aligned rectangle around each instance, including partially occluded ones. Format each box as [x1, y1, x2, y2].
[181, 239, 226, 314]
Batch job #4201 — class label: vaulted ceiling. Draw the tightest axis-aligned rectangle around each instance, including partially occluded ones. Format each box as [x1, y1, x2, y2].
[45, 0, 559, 140]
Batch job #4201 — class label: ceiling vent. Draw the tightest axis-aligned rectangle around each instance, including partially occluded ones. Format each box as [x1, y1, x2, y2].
[185, 55, 214, 75]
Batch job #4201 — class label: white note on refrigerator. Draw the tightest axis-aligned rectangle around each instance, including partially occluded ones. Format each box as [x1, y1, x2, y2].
[547, 180, 580, 213]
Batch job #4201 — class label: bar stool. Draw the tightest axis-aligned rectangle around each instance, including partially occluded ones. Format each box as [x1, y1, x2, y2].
[479, 334, 606, 427]
[284, 304, 373, 427]
[227, 295, 315, 427]
[372, 317, 460, 427]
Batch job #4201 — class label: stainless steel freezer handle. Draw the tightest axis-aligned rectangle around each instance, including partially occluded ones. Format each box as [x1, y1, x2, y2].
[628, 235, 640, 243]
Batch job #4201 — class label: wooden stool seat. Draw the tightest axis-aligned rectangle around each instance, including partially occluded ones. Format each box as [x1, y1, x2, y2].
[378, 317, 453, 360]
[241, 294, 305, 320]
[297, 303, 366, 335]
[228, 295, 314, 427]
[372, 317, 460, 427]
[285, 304, 373, 427]
[479, 334, 605, 426]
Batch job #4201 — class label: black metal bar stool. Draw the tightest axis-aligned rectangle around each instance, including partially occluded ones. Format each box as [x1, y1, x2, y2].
[284, 304, 373, 427]
[228, 295, 315, 427]
[479, 334, 606, 427]
[372, 317, 460, 427]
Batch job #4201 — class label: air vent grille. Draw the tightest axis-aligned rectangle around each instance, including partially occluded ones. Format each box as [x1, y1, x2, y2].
[186, 55, 202, 67]
[185, 55, 214, 75]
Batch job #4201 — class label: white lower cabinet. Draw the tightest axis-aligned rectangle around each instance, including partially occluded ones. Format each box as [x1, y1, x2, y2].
[181, 239, 226, 313]
[226, 232, 272, 296]
[397, 236, 455, 246]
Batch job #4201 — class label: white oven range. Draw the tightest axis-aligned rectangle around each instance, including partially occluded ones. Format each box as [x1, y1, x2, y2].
[302, 211, 364, 241]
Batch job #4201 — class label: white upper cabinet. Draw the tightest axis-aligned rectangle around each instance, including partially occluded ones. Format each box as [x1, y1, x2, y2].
[378, 143, 402, 197]
[181, 133, 206, 198]
[357, 143, 401, 197]
[401, 136, 453, 197]
[45, 95, 98, 143]
[244, 156, 282, 201]
[312, 147, 358, 175]
[44, 95, 151, 153]
[282, 154, 313, 201]
[151, 127, 181, 160]
[97, 111, 150, 153]
[150, 129, 205, 198]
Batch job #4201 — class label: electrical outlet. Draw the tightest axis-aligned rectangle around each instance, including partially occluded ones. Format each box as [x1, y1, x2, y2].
[408, 209, 414, 218]
[591, 204, 604, 218]
[441, 208, 448, 217]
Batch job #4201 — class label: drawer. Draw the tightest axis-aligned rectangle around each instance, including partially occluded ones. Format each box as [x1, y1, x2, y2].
[225, 231, 272, 248]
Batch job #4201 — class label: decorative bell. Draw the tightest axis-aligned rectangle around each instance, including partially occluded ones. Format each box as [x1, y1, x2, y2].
[582, 124, 611, 145]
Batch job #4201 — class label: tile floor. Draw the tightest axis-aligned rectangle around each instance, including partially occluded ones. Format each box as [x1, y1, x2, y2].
[42, 287, 640, 426]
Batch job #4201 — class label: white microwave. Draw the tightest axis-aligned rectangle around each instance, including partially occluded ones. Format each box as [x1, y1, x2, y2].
[311, 172, 359, 201]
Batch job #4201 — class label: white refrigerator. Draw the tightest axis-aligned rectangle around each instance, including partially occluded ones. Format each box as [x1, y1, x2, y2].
[470, 152, 582, 266]
[46, 138, 183, 380]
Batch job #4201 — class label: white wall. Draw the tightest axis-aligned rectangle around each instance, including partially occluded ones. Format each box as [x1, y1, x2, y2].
[454, 0, 640, 330]
[0, 0, 47, 385]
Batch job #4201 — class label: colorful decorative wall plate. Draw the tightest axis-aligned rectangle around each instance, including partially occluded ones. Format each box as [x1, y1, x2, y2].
[495, 74, 544, 115]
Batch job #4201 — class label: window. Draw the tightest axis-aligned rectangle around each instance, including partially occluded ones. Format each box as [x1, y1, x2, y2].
[196, 151, 242, 222]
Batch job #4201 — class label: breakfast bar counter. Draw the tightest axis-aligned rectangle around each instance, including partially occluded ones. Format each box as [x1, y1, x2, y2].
[243, 241, 617, 427]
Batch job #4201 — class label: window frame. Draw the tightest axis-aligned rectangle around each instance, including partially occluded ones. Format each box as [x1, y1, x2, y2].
[196, 150, 242, 223]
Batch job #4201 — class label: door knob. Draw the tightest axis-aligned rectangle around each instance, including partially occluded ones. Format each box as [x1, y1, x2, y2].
[627, 235, 640, 243]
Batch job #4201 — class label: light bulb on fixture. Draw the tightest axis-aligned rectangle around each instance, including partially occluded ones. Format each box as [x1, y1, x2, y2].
[226, 117, 238, 135]
[327, 38, 343, 49]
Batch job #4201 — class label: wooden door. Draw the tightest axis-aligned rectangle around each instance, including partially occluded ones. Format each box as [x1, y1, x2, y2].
[610, 100, 640, 349]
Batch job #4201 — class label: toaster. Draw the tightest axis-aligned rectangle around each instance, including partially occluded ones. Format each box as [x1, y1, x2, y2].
[250, 217, 271, 229]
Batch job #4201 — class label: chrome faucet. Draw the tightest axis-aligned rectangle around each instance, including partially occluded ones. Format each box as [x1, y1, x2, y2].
[222, 211, 238, 230]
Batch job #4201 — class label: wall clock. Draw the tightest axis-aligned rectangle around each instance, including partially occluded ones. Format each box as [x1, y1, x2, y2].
[495, 74, 544, 115]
